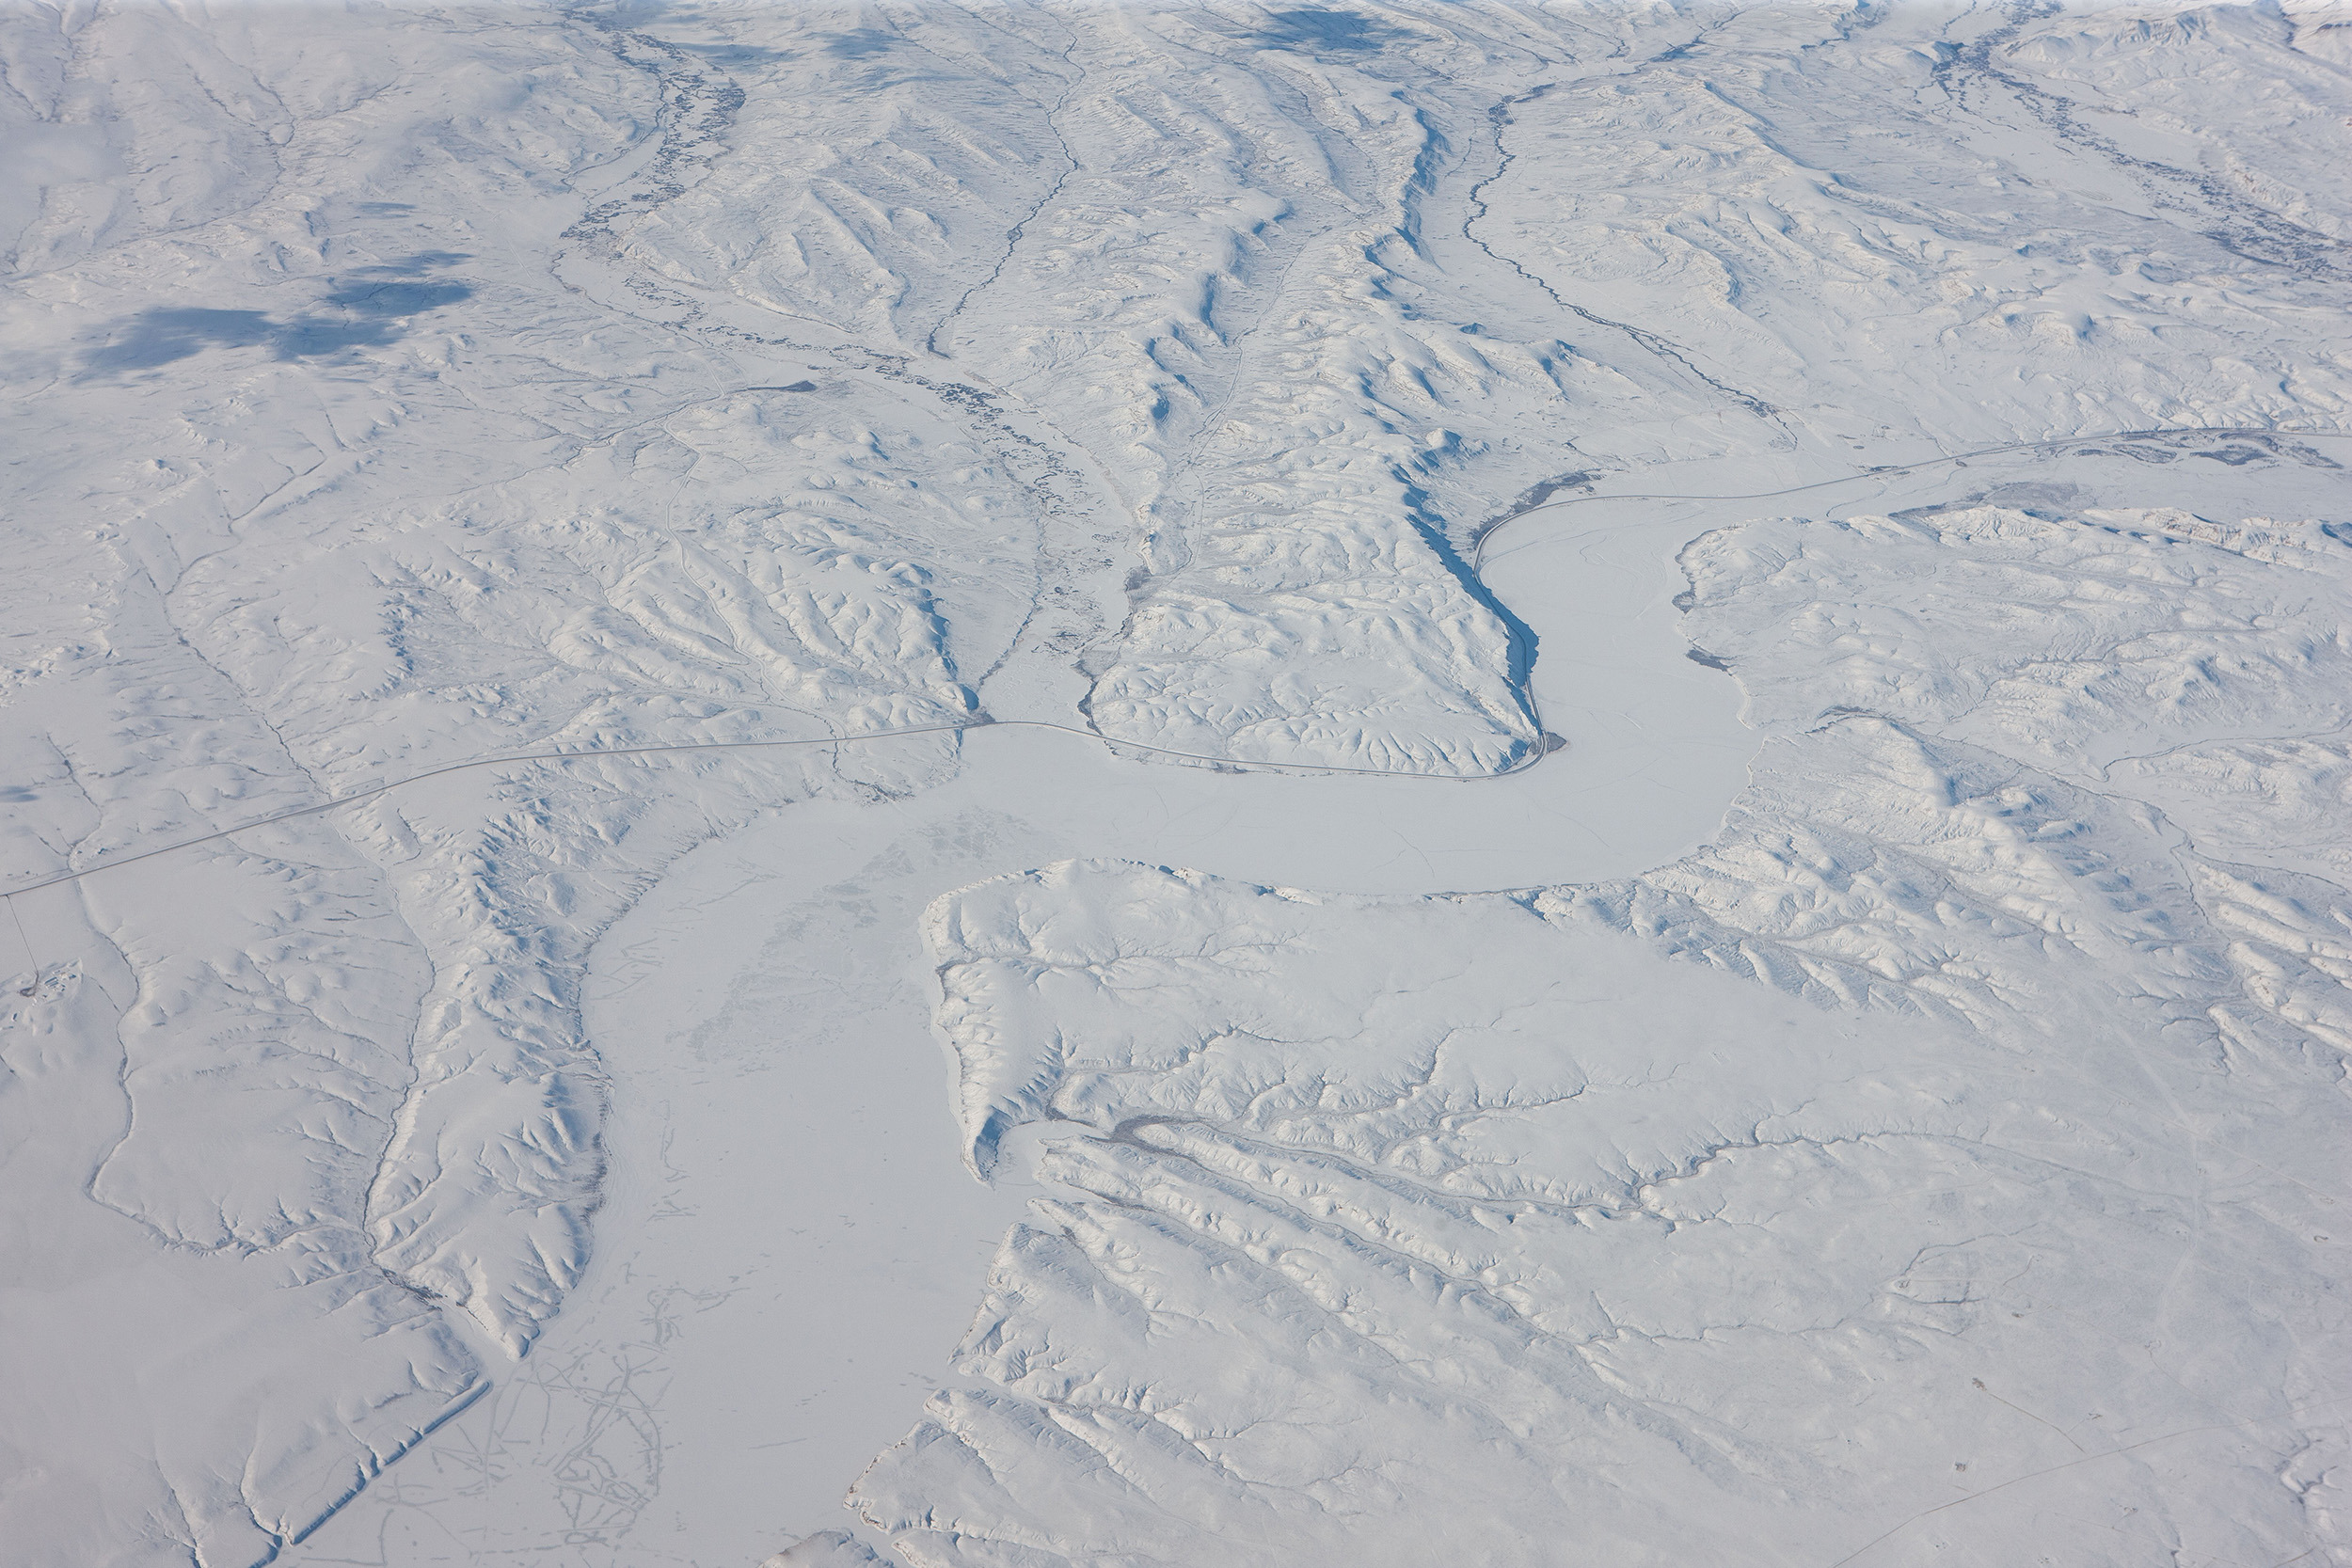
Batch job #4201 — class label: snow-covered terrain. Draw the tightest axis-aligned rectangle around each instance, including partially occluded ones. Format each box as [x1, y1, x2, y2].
[882, 500, 2352, 1567]
[2, 2, 2348, 1565]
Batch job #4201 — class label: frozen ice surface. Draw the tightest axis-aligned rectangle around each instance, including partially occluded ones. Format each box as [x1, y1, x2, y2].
[886, 505, 2352, 1567]
[0, 1, 2346, 1565]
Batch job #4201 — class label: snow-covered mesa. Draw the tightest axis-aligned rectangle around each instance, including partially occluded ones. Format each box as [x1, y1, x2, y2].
[0, 2, 2347, 1566]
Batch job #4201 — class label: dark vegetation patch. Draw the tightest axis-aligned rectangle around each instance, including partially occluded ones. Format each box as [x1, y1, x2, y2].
[1255, 9, 1403, 55]
[86, 256, 471, 374]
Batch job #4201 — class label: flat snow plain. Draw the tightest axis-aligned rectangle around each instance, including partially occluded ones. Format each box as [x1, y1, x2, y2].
[3, 3, 2350, 1567]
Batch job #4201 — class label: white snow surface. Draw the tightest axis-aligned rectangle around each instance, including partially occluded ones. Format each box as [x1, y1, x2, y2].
[0, 1, 2347, 1565]
[899, 504, 2352, 1565]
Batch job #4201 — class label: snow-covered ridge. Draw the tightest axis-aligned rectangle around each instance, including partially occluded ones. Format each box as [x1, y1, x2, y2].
[887, 504, 2352, 1565]
[3, 0, 2350, 1561]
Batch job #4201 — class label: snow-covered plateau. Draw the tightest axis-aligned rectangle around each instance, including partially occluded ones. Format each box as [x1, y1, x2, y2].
[1, 2, 2348, 1565]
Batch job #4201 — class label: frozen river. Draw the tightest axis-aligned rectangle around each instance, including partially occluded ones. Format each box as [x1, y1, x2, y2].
[291, 477, 1752, 1566]
[11, 3, 2349, 1560]
[289, 430, 2349, 1567]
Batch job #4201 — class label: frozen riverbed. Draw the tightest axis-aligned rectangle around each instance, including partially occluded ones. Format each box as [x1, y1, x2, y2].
[294, 428, 2350, 1566]
[8, 2, 2352, 1563]
[289, 480, 1756, 1565]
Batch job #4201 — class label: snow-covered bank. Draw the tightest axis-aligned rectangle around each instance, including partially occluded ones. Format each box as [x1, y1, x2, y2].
[284, 499, 1745, 1562]
[298, 433, 2348, 1566]
[5, 0, 2350, 1563]
[873, 501, 2352, 1566]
